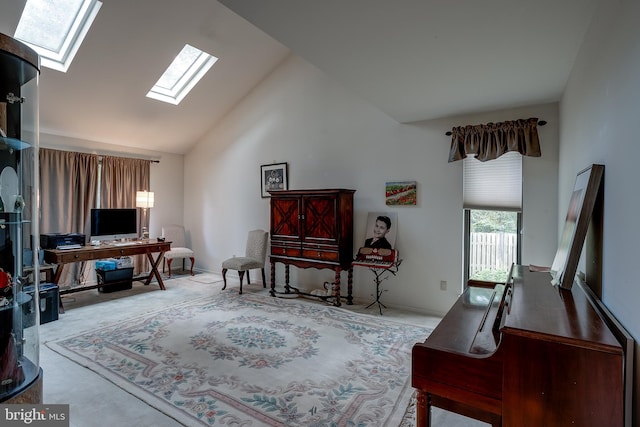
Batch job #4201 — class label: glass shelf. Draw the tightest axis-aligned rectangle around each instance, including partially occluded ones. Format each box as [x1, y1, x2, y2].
[0, 32, 41, 403]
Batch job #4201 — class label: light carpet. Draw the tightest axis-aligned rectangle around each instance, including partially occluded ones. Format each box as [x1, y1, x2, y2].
[187, 273, 224, 285]
[47, 289, 431, 426]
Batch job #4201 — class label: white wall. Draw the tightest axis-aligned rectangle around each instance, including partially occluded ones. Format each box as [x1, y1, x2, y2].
[560, 1, 640, 420]
[185, 54, 558, 316]
[39, 132, 184, 240]
[560, 0, 639, 341]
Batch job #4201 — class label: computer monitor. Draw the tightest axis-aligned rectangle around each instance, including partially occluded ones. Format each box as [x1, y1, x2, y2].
[90, 208, 138, 242]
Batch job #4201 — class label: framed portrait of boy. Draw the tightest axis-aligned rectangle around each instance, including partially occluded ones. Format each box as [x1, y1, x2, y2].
[362, 212, 398, 250]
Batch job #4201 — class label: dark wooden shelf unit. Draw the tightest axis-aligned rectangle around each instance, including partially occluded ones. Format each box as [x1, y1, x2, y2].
[269, 189, 355, 305]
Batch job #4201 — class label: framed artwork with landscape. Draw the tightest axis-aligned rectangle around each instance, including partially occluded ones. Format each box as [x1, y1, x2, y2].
[385, 181, 417, 205]
[260, 162, 288, 198]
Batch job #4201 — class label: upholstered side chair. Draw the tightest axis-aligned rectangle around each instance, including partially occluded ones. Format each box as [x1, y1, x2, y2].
[221, 229, 268, 294]
[162, 224, 195, 278]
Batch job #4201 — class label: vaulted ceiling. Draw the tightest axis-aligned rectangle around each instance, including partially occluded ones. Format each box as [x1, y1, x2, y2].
[0, 0, 598, 154]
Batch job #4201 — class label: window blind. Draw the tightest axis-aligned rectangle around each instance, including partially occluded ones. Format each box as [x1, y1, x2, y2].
[463, 151, 522, 210]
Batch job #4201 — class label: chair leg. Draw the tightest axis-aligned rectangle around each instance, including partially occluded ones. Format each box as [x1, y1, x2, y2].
[222, 268, 228, 290]
[247, 271, 251, 285]
[238, 271, 245, 294]
[261, 268, 266, 288]
[163, 258, 166, 273]
[167, 259, 173, 278]
[189, 257, 195, 275]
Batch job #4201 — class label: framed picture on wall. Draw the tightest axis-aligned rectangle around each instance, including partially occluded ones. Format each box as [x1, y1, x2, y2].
[385, 181, 417, 205]
[550, 164, 604, 290]
[260, 162, 288, 198]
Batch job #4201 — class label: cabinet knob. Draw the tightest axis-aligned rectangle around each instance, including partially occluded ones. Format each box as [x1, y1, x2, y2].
[282, 248, 286, 254]
[317, 252, 321, 257]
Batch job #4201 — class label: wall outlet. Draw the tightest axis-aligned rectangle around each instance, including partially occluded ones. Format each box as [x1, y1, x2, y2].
[440, 280, 447, 291]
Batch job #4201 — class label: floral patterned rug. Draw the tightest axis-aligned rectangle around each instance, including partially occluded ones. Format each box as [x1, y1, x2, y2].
[47, 291, 431, 426]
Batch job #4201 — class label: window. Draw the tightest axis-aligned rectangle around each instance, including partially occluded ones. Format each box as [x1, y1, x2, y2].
[146, 44, 218, 105]
[15, 0, 102, 72]
[463, 152, 522, 284]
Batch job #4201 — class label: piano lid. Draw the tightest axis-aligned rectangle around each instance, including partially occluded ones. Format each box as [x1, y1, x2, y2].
[422, 284, 507, 357]
[501, 265, 621, 351]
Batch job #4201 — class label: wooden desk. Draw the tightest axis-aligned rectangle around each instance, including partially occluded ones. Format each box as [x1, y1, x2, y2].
[43, 241, 171, 293]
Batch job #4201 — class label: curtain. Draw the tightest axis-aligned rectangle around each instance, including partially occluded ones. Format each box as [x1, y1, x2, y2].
[448, 117, 542, 162]
[39, 148, 98, 286]
[100, 155, 150, 274]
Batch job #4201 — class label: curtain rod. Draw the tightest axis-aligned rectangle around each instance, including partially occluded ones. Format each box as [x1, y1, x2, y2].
[97, 154, 160, 163]
[41, 145, 161, 163]
[445, 119, 547, 136]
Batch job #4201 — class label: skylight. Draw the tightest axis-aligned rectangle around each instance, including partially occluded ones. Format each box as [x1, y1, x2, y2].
[146, 44, 218, 105]
[15, 0, 102, 72]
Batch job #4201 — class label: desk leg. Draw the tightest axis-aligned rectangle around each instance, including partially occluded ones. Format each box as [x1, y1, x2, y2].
[145, 251, 166, 290]
[52, 264, 63, 285]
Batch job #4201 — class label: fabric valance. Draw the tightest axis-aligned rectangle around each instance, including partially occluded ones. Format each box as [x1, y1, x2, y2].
[448, 117, 542, 162]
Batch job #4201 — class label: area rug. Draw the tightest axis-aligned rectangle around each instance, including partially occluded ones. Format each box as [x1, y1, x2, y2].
[47, 291, 431, 426]
[187, 273, 224, 284]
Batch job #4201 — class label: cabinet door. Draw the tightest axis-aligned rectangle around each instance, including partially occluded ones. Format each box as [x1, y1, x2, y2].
[302, 195, 338, 245]
[270, 196, 301, 241]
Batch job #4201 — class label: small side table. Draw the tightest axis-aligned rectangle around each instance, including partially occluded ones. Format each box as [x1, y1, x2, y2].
[353, 249, 402, 314]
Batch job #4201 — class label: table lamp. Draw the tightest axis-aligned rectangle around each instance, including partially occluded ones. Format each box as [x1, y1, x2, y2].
[136, 190, 154, 239]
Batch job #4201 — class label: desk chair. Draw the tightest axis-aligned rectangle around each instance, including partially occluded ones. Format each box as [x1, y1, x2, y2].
[221, 229, 268, 294]
[162, 225, 195, 278]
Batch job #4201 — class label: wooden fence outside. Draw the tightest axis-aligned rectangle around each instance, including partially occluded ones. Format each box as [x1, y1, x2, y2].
[469, 232, 517, 277]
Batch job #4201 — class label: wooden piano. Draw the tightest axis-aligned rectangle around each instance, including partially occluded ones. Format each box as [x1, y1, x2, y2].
[412, 265, 633, 426]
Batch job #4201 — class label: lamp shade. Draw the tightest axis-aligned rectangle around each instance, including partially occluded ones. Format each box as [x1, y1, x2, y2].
[136, 191, 154, 208]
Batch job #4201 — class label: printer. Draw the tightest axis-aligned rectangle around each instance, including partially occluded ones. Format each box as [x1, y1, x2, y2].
[40, 233, 86, 249]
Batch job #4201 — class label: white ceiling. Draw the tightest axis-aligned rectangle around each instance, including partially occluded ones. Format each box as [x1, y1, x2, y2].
[0, 0, 598, 154]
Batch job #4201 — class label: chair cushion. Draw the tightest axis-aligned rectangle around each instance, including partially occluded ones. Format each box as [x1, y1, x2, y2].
[222, 257, 263, 271]
[165, 247, 194, 260]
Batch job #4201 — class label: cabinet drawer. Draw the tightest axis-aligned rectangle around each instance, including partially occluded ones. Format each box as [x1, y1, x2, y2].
[301, 249, 339, 262]
[271, 245, 301, 257]
[56, 251, 95, 263]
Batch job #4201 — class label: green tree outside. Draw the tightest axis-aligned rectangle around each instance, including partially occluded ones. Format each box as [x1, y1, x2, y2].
[470, 210, 517, 233]
[469, 210, 518, 282]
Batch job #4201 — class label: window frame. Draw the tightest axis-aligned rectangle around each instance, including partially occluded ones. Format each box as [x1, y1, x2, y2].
[15, 0, 102, 72]
[463, 208, 522, 286]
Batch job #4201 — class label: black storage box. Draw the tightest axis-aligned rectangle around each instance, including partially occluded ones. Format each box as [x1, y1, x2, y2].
[23, 283, 59, 325]
[97, 267, 133, 293]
